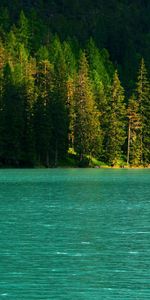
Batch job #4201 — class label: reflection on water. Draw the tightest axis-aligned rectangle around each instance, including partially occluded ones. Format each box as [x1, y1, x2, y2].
[0, 168, 150, 299]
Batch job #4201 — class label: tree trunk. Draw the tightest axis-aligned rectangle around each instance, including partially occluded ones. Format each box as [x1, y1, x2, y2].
[55, 140, 58, 167]
[127, 119, 131, 164]
[46, 151, 49, 167]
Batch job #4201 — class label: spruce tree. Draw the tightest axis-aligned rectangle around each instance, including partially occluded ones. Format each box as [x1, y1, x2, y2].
[1, 63, 24, 165]
[63, 41, 76, 77]
[87, 38, 113, 90]
[0, 41, 5, 161]
[86, 39, 114, 161]
[17, 11, 30, 48]
[34, 59, 53, 166]
[106, 70, 126, 165]
[50, 38, 68, 165]
[136, 58, 150, 164]
[66, 76, 76, 149]
[74, 52, 102, 163]
[127, 94, 142, 165]
[21, 57, 37, 166]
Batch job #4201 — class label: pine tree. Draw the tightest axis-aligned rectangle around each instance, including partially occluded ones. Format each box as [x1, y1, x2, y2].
[17, 11, 30, 48]
[87, 38, 113, 90]
[106, 70, 126, 165]
[136, 58, 150, 164]
[1, 63, 25, 165]
[0, 40, 5, 70]
[0, 41, 5, 161]
[86, 39, 114, 162]
[13, 43, 29, 84]
[66, 76, 76, 149]
[21, 57, 37, 166]
[127, 94, 142, 165]
[74, 52, 102, 163]
[95, 81, 111, 161]
[50, 38, 68, 166]
[63, 41, 76, 77]
[6, 30, 18, 65]
[34, 59, 53, 166]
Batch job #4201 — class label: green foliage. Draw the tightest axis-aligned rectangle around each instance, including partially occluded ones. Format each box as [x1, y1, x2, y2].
[0, 0, 149, 89]
[127, 94, 142, 165]
[1, 64, 25, 165]
[74, 52, 102, 162]
[33, 59, 53, 166]
[136, 58, 150, 164]
[87, 39, 113, 89]
[106, 71, 126, 165]
[17, 11, 30, 48]
[0, 8, 149, 167]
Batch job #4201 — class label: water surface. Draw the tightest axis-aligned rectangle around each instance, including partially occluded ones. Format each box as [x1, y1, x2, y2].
[0, 168, 150, 299]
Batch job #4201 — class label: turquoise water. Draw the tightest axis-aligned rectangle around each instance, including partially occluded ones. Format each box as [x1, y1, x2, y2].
[0, 168, 150, 299]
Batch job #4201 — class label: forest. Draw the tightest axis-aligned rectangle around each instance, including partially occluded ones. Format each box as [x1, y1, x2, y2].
[0, 1, 149, 167]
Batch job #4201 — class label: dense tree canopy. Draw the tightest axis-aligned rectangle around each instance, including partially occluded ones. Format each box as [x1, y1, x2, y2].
[0, 2, 149, 167]
[0, 0, 149, 88]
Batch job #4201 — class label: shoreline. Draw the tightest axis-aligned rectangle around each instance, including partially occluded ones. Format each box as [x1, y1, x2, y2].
[0, 165, 150, 169]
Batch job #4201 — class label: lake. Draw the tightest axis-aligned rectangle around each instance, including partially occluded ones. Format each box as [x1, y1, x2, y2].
[0, 168, 150, 299]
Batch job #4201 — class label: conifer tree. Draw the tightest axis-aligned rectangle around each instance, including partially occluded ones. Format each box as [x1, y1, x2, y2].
[0, 40, 5, 70]
[66, 76, 76, 149]
[17, 11, 30, 48]
[63, 41, 76, 77]
[0, 41, 5, 161]
[50, 38, 68, 165]
[13, 43, 29, 84]
[86, 39, 113, 161]
[136, 58, 150, 164]
[6, 30, 18, 64]
[34, 59, 53, 166]
[87, 38, 113, 89]
[1, 63, 25, 165]
[21, 57, 37, 166]
[127, 94, 142, 165]
[97, 82, 111, 161]
[74, 52, 102, 162]
[106, 70, 126, 165]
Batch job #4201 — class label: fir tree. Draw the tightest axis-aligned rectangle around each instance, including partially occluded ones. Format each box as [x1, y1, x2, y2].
[17, 11, 30, 48]
[87, 38, 113, 90]
[1, 64, 25, 165]
[106, 70, 126, 165]
[127, 94, 142, 165]
[136, 58, 150, 164]
[66, 76, 76, 149]
[74, 52, 102, 163]
[21, 57, 37, 166]
[34, 59, 53, 166]
[50, 39, 68, 165]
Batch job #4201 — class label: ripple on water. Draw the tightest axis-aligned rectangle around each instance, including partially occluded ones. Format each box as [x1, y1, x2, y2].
[0, 169, 150, 300]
